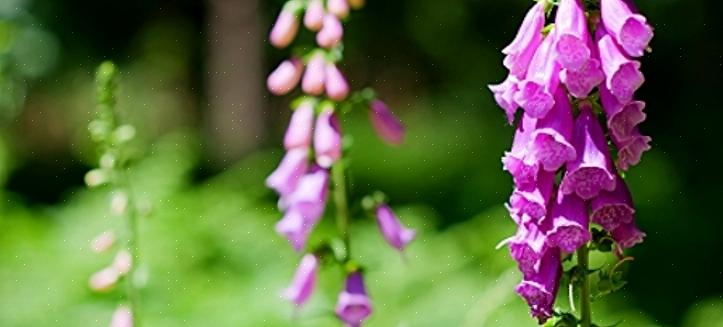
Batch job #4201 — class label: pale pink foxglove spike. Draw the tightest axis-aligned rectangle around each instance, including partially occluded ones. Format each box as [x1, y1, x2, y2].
[375, 205, 416, 251]
[284, 100, 315, 150]
[368, 99, 405, 145]
[599, 85, 646, 143]
[600, 0, 653, 57]
[110, 305, 133, 327]
[302, 52, 326, 96]
[313, 107, 342, 168]
[266, 148, 309, 196]
[267, 57, 303, 95]
[488, 74, 520, 124]
[325, 63, 350, 101]
[514, 30, 561, 119]
[304, 0, 325, 31]
[501, 2, 546, 78]
[598, 33, 644, 103]
[328, 0, 350, 19]
[270, 5, 300, 49]
[282, 254, 318, 306]
[529, 87, 576, 172]
[316, 13, 344, 49]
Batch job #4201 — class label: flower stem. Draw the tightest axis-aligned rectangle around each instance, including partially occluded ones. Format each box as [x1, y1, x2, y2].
[121, 170, 141, 327]
[331, 160, 351, 260]
[577, 244, 592, 327]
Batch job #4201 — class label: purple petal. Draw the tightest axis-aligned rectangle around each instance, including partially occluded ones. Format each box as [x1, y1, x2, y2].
[554, 0, 592, 71]
[515, 247, 561, 324]
[514, 31, 561, 119]
[375, 205, 416, 251]
[598, 34, 644, 103]
[335, 272, 372, 327]
[282, 254, 318, 306]
[545, 191, 590, 253]
[502, 2, 546, 78]
[369, 100, 405, 145]
[591, 175, 635, 231]
[529, 87, 576, 171]
[266, 148, 309, 196]
[601, 0, 653, 57]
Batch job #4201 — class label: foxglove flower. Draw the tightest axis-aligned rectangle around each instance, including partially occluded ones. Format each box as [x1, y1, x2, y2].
[488, 74, 520, 124]
[509, 222, 548, 278]
[545, 191, 590, 253]
[302, 52, 326, 96]
[276, 209, 315, 252]
[335, 272, 372, 327]
[270, 4, 300, 49]
[614, 128, 651, 171]
[600, 0, 653, 57]
[267, 58, 303, 95]
[282, 254, 318, 306]
[325, 63, 350, 101]
[529, 87, 576, 172]
[559, 52, 604, 99]
[554, 0, 592, 71]
[515, 247, 561, 323]
[560, 105, 616, 200]
[317, 13, 344, 49]
[591, 175, 634, 231]
[598, 33, 644, 103]
[611, 220, 646, 249]
[369, 100, 405, 145]
[501, 2, 545, 78]
[266, 148, 309, 196]
[328, 0, 350, 19]
[276, 168, 328, 251]
[304, 0, 325, 31]
[514, 31, 561, 119]
[375, 205, 416, 251]
[314, 107, 342, 168]
[508, 170, 555, 224]
[600, 85, 646, 143]
[502, 117, 538, 190]
[110, 305, 133, 327]
[284, 101, 315, 150]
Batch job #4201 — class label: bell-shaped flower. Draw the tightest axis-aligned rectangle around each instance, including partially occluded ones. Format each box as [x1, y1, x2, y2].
[302, 52, 326, 95]
[110, 305, 133, 327]
[328, 0, 350, 19]
[508, 222, 549, 278]
[325, 63, 349, 101]
[284, 100, 315, 150]
[368, 100, 404, 145]
[508, 170, 555, 224]
[270, 4, 300, 49]
[614, 128, 651, 171]
[314, 107, 342, 168]
[529, 87, 576, 172]
[335, 272, 372, 327]
[266, 148, 309, 196]
[501, 2, 545, 78]
[375, 205, 415, 251]
[560, 105, 616, 200]
[611, 220, 646, 249]
[600, 0, 653, 57]
[544, 190, 590, 253]
[554, 0, 592, 71]
[282, 254, 318, 306]
[515, 247, 561, 323]
[559, 40, 604, 99]
[600, 85, 646, 143]
[488, 74, 520, 124]
[279, 166, 329, 219]
[502, 116, 538, 190]
[267, 57, 303, 95]
[591, 175, 634, 231]
[514, 31, 561, 119]
[304, 0, 325, 31]
[317, 13, 344, 49]
[598, 33, 644, 103]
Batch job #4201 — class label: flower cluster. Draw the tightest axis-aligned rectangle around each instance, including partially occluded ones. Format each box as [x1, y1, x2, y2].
[489, 0, 652, 323]
[266, 1, 414, 326]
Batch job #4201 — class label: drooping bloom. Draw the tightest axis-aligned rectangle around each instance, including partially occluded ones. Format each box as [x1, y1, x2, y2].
[304, 0, 325, 31]
[614, 129, 651, 171]
[270, 4, 300, 49]
[515, 247, 561, 323]
[317, 13, 344, 49]
[509, 222, 548, 278]
[368, 100, 405, 145]
[314, 107, 342, 168]
[335, 272, 372, 327]
[560, 105, 616, 200]
[501, 2, 546, 78]
[599, 85, 646, 143]
[514, 30, 561, 119]
[502, 116, 538, 190]
[611, 220, 646, 249]
[508, 169, 555, 224]
[325, 63, 350, 101]
[600, 0, 653, 57]
[554, 0, 592, 71]
[266, 148, 309, 196]
[282, 254, 318, 306]
[375, 205, 416, 251]
[267, 58, 303, 95]
[488, 74, 520, 124]
[598, 33, 644, 103]
[302, 52, 327, 96]
[591, 175, 635, 231]
[328, 0, 350, 19]
[276, 167, 329, 251]
[529, 87, 576, 172]
[110, 305, 133, 327]
[545, 191, 590, 253]
[284, 101, 315, 150]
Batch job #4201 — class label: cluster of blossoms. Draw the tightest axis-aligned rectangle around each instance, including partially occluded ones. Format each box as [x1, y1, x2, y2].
[489, 0, 653, 323]
[266, 0, 414, 326]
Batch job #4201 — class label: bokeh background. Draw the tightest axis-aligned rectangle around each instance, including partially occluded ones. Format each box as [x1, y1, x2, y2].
[1, 0, 722, 326]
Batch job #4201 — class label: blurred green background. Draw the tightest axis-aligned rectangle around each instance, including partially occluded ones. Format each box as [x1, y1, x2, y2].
[1, 0, 722, 326]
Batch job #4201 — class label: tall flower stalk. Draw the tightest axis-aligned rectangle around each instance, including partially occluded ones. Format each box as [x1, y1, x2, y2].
[86, 61, 145, 327]
[489, 0, 652, 325]
[266, 1, 414, 325]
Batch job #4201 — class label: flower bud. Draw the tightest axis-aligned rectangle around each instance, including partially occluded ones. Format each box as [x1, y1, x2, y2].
[282, 254, 318, 306]
[110, 305, 133, 327]
[111, 191, 128, 216]
[316, 13, 343, 49]
[89, 267, 119, 292]
[302, 52, 326, 95]
[327, 0, 349, 19]
[375, 205, 415, 251]
[85, 169, 110, 188]
[284, 100, 315, 150]
[368, 100, 405, 145]
[304, 0, 325, 31]
[91, 230, 116, 253]
[112, 249, 133, 275]
[325, 63, 349, 101]
[270, 5, 300, 49]
[313, 107, 342, 168]
[267, 57, 303, 95]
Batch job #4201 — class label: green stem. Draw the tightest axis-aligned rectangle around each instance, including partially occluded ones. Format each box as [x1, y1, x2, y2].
[577, 244, 592, 327]
[331, 161, 351, 260]
[121, 170, 141, 327]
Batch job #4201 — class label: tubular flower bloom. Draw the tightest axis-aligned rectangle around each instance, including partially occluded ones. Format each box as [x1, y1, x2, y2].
[368, 99, 405, 145]
[335, 272, 373, 327]
[490, 1, 652, 322]
[304, 0, 325, 31]
[282, 254, 318, 306]
[375, 205, 416, 251]
[317, 13, 344, 49]
[265, 148, 309, 196]
[270, 3, 300, 49]
[267, 57, 303, 95]
[313, 107, 343, 168]
[283, 101, 315, 150]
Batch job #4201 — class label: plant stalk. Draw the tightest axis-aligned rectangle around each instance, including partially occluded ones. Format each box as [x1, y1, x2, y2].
[577, 244, 592, 327]
[331, 160, 351, 260]
[121, 170, 141, 327]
